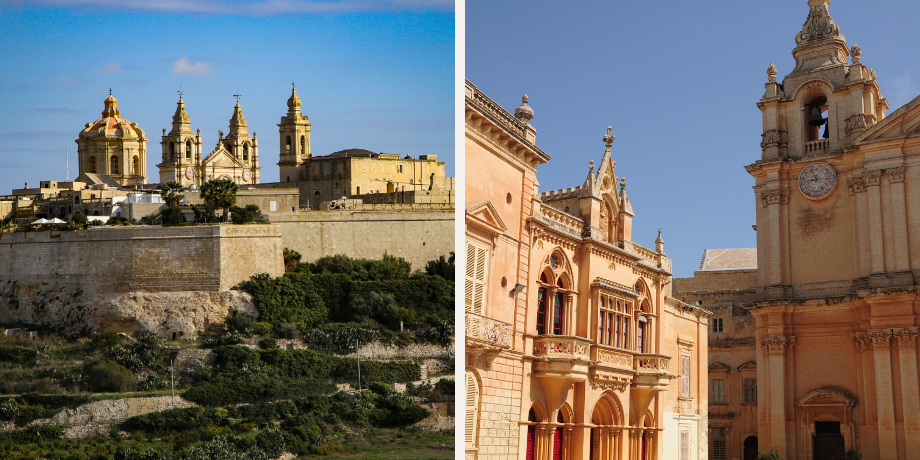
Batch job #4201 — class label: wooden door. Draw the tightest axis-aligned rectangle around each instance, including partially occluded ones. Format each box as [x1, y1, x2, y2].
[743, 436, 758, 460]
[553, 427, 563, 460]
[525, 425, 535, 460]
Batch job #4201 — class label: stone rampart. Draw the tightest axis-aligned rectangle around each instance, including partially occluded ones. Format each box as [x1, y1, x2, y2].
[0, 225, 283, 293]
[269, 209, 454, 271]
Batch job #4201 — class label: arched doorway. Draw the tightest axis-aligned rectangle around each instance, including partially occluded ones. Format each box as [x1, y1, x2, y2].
[313, 191, 321, 209]
[526, 408, 537, 460]
[743, 436, 758, 460]
[813, 422, 844, 460]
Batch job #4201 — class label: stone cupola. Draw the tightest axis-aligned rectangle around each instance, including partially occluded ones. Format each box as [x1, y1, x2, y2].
[75, 91, 147, 187]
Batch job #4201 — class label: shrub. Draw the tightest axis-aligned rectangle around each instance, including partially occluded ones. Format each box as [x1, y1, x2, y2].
[159, 206, 186, 226]
[224, 311, 258, 337]
[301, 322, 378, 355]
[200, 332, 244, 349]
[0, 345, 38, 364]
[424, 252, 454, 279]
[229, 204, 261, 224]
[85, 360, 136, 392]
[758, 448, 784, 460]
[91, 331, 123, 352]
[258, 338, 278, 350]
[239, 273, 328, 329]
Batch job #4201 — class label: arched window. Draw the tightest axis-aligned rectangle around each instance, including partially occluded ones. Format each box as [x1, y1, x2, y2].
[110, 155, 119, 174]
[243, 144, 249, 161]
[286, 135, 292, 152]
[806, 95, 829, 141]
[300, 135, 305, 155]
[169, 142, 175, 160]
[133, 156, 139, 175]
[186, 140, 192, 159]
[89, 156, 96, 173]
[536, 251, 573, 336]
[526, 408, 537, 460]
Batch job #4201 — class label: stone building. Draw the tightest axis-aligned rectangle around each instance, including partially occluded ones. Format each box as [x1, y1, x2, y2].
[271, 85, 449, 209]
[75, 92, 148, 187]
[674, 1, 920, 459]
[157, 96, 261, 187]
[465, 79, 710, 460]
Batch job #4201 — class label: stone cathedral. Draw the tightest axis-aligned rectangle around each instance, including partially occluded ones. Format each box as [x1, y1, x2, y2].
[674, 1, 920, 460]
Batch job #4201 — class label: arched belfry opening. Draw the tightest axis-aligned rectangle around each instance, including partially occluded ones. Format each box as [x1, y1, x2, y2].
[806, 95, 829, 141]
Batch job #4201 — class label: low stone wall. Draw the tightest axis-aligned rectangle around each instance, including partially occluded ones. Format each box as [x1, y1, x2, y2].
[411, 414, 454, 433]
[346, 341, 452, 360]
[29, 396, 196, 427]
[0, 280, 256, 338]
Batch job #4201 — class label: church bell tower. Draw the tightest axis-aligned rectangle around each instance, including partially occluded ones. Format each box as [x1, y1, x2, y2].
[277, 84, 312, 183]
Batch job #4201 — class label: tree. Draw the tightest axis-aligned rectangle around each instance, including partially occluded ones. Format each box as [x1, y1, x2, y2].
[200, 178, 238, 222]
[160, 181, 186, 207]
[85, 360, 136, 392]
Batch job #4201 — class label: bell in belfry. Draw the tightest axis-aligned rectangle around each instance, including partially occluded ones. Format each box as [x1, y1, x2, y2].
[809, 105, 827, 126]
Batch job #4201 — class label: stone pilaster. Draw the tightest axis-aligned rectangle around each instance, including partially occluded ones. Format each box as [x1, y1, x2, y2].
[895, 328, 920, 456]
[867, 328, 898, 460]
[760, 189, 790, 286]
[761, 335, 794, 458]
[887, 167, 910, 272]
[864, 170, 885, 275]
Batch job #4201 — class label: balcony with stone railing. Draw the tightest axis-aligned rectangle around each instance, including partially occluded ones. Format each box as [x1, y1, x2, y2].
[465, 311, 512, 353]
[631, 353, 673, 391]
[532, 335, 592, 382]
[804, 139, 830, 154]
[537, 205, 583, 237]
[591, 345, 634, 372]
[614, 240, 673, 273]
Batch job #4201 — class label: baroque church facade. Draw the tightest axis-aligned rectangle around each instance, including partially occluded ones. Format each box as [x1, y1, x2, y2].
[674, 1, 920, 459]
[76, 92, 148, 187]
[465, 80, 710, 460]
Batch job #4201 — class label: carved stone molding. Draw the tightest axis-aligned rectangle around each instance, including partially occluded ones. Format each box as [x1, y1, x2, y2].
[887, 167, 906, 184]
[846, 177, 866, 195]
[798, 2, 839, 43]
[867, 329, 894, 349]
[844, 113, 877, 135]
[761, 335, 795, 355]
[588, 371, 629, 392]
[894, 327, 919, 348]
[851, 333, 869, 352]
[760, 189, 791, 207]
[760, 129, 789, 150]
[864, 170, 882, 187]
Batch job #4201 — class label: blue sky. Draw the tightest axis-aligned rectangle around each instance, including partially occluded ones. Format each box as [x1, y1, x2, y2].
[0, 0, 454, 191]
[466, 0, 919, 278]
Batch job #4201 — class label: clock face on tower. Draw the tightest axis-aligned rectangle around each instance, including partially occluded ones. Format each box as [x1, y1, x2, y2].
[185, 166, 194, 180]
[798, 162, 836, 199]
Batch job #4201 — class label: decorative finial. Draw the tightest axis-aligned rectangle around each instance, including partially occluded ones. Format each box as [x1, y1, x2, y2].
[850, 44, 861, 64]
[514, 94, 534, 122]
[178, 88, 184, 100]
[603, 126, 615, 151]
[619, 177, 626, 193]
[292, 81, 295, 89]
[767, 63, 777, 82]
[233, 92, 241, 103]
[589, 159, 595, 174]
[108, 87, 112, 96]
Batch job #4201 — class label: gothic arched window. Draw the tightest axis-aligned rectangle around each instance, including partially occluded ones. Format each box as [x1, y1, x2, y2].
[186, 140, 192, 159]
[536, 253, 571, 336]
[110, 155, 119, 174]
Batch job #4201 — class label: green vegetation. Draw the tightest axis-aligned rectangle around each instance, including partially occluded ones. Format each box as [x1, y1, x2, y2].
[229, 204, 261, 224]
[160, 181, 186, 207]
[200, 178, 238, 222]
[0, 345, 38, 364]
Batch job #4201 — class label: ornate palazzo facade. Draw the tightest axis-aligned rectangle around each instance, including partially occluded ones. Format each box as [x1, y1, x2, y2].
[465, 80, 710, 460]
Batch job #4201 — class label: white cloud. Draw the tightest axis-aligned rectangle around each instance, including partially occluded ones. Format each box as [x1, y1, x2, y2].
[171, 57, 212, 76]
[95, 62, 122, 73]
[12, 0, 453, 16]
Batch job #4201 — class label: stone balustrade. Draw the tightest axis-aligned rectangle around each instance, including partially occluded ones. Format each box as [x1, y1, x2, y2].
[591, 345, 634, 371]
[634, 353, 671, 374]
[614, 240, 672, 272]
[533, 335, 592, 361]
[539, 206, 583, 234]
[465, 311, 512, 349]
[804, 139, 830, 153]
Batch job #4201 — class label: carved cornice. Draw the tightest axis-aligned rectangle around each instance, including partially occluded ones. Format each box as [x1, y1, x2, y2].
[887, 167, 906, 184]
[761, 335, 795, 355]
[845, 113, 877, 135]
[867, 329, 894, 348]
[846, 177, 866, 195]
[894, 327, 919, 348]
[760, 129, 788, 150]
[854, 328, 918, 350]
[864, 170, 882, 187]
[759, 189, 791, 207]
[588, 370, 630, 392]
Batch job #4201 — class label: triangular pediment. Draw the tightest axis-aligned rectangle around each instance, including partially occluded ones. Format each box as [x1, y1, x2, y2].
[465, 200, 506, 236]
[737, 361, 757, 371]
[855, 94, 920, 143]
[709, 362, 730, 372]
[202, 146, 244, 168]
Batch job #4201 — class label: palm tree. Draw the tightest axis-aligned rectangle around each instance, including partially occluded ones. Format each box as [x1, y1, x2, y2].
[200, 178, 238, 222]
[160, 181, 186, 208]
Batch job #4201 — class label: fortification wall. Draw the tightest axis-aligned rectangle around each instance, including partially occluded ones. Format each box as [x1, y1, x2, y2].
[673, 269, 759, 304]
[271, 209, 454, 270]
[0, 225, 283, 293]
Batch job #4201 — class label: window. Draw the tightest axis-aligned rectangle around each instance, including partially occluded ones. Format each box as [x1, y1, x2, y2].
[243, 144, 249, 161]
[398, 164, 403, 173]
[637, 317, 646, 352]
[186, 140, 192, 159]
[300, 135, 305, 155]
[89, 156, 96, 173]
[465, 372, 479, 448]
[744, 379, 757, 403]
[537, 286, 548, 335]
[712, 428, 726, 460]
[269, 201, 277, 212]
[286, 135, 291, 152]
[681, 356, 691, 398]
[536, 264, 570, 336]
[712, 379, 725, 403]
[465, 239, 488, 315]
[597, 294, 633, 349]
[324, 164, 332, 174]
[680, 431, 689, 460]
[552, 292, 564, 335]
[110, 155, 119, 174]
[713, 318, 724, 333]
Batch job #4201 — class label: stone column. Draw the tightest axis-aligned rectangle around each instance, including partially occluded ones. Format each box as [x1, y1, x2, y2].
[896, 328, 920, 456]
[762, 335, 791, 458]
[760, 189, 790, 286]
[868, 329, 898, 460]
[865, 170, 886, 275]
[887, 167, 909, 272]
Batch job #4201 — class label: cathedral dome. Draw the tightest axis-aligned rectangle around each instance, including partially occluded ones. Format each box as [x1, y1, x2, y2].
[79, 93, 144, 140]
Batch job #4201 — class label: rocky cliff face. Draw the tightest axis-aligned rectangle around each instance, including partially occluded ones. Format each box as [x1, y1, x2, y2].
[0, 280, 256, 338]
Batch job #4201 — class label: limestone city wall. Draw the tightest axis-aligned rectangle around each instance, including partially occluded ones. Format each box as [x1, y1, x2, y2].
[271, 209, 454, 270]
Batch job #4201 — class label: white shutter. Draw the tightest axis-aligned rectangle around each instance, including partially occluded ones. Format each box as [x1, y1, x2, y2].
[465, 372, 479, 447]
[680, 431, 689, 460]
[465, 239, 488, 315]
[681, 356, 691, 398]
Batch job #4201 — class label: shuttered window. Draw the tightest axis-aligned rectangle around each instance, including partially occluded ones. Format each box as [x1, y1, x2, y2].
[465, 371, 479, 447]
[712, 379, 724, 403]
[465, 239, 489, 315]
[680, 431, 689, 460]
[681, 356, 691, 398]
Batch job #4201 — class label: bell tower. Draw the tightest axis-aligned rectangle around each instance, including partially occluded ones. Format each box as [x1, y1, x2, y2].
[278, 84, 312, 183]
[157, 92, 202, 186]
